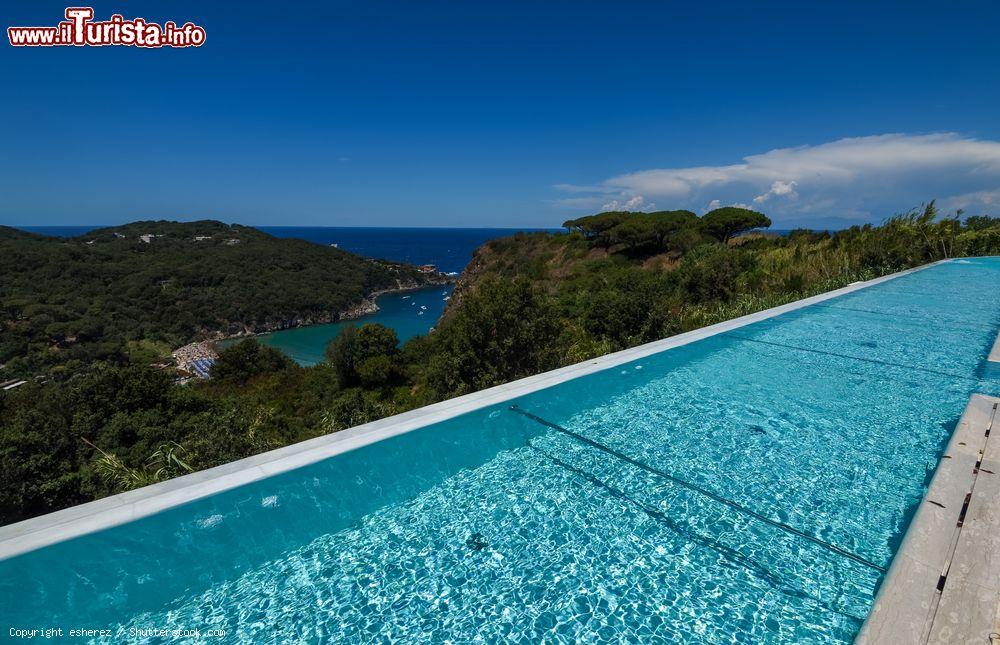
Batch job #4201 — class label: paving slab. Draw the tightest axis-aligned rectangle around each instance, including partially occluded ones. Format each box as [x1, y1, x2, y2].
[925, 398, 1000, 645]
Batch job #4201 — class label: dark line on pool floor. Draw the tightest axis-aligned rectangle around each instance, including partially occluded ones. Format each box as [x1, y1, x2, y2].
[720, 333, 979, 383]
[525, 440, 868, 624]
[856, 283, 1000, 300]
[809, 303, 999, 332]
[510, 405, 887, 574]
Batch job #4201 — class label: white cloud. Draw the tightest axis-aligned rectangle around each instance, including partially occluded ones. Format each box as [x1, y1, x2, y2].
[552, 183, 618, 194]
[548, 196, 609, 210]
[940, 189, 1000, 214]
[753, 180, 797, 203]
[704, 199, 757, 213]
[602, 195, 656, 212]
[552, 133, 1000, 226]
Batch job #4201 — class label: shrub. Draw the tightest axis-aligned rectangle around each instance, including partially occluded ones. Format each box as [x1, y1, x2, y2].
[426, 276, 561, 396]
[674, 245, 756, 302]
[356, 355, 394, 387]
[325, 323, 399, 387]
[325, 325, 358, 384]
[211, 338, 294, 385]
[958, 228, 1000, 256]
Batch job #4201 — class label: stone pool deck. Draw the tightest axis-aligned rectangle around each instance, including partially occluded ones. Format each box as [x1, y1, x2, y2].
[856, 394, 1000, 644]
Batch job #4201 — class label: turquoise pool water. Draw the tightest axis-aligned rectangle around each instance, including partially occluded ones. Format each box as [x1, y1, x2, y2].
[3, 259, 1000, 643]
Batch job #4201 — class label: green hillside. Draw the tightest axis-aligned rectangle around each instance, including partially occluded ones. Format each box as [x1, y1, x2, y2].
[0, 221, 441, 375]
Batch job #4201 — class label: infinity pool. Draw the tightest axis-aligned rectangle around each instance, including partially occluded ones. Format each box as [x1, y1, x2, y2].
[3, 259, 999, 643]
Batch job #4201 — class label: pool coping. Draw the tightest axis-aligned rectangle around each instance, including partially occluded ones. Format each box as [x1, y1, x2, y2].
[0, 259, 950, 561]
[855, 394, 1000, 644]
[989, 329, 1000, 363]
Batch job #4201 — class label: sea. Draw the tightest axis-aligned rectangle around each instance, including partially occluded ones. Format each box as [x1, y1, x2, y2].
[17, 226, 556, 365]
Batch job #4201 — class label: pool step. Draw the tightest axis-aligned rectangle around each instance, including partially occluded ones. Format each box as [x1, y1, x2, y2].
[989, 330, 1000, 363]
[856, 393, 1000, 644]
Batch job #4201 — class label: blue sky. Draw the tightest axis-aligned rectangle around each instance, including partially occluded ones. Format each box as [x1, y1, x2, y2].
[2, 0, 999, 228]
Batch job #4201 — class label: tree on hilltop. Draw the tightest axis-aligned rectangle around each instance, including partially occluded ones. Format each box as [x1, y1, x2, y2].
[700, 207, 771, 242]
[563, 212, 630, 242]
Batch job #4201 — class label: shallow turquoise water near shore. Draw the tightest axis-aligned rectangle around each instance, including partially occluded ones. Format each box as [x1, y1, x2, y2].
[3, 259, 999, 643]
[250, 286, 453, 365]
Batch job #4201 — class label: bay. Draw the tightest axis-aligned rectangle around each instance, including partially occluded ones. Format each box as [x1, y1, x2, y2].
[252, 286, 453, 366]
[17, 225, 555, 366]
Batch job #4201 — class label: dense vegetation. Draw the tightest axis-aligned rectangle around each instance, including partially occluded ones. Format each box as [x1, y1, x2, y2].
[0, 221, 439, 376]
[563, 206, 770, 249]
[2, 206, 998, 524]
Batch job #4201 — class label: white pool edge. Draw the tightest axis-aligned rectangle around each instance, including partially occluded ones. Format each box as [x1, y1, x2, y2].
[989, 329, 1000, 363]
[0, 259, 951, 561]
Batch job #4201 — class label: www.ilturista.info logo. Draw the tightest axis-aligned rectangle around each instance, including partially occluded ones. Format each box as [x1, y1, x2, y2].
[8, 7, 206, 48]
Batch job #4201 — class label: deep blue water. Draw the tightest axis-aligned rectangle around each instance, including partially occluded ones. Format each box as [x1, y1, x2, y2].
[260, 227, 557, 275]
[17, 225, 98, 238]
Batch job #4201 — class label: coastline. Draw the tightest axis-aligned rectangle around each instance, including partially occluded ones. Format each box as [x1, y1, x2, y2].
[209, 277, 454, 347]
